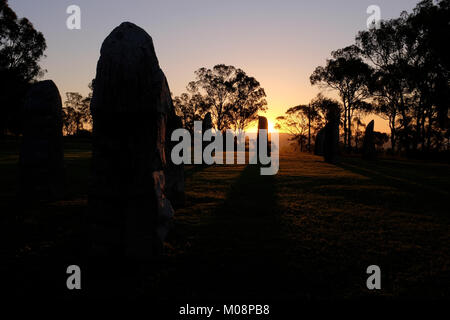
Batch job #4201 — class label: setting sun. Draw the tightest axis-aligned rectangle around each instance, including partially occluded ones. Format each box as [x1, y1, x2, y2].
[246, 117, 277, 133]
[6, 0, 447, 305]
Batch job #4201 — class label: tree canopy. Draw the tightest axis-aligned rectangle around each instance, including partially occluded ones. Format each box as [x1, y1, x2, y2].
[0, 0, 47, 136]
[307, 0, 449, 154]
[174, 64, 267, 132]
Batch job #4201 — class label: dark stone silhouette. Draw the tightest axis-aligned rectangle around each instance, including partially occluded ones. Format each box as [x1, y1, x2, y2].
[89, 22, 178, 259]
[258, 116, 268, 131]
[314, 127, 325, 156]
[202, 112, 213, 133]
[362, 120, 376, 160]
[19, 80, 64, 201]
[165, 110, 185, 208]
[323, 107, 340, 164]
[257, 116, 270, 163]
[202, 112, 214, 160]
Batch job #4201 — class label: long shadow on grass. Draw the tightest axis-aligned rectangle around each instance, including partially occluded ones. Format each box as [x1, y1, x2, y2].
[335, 157, 450, 217]
[161, 164, 291, 300]
[184, 164, 213, 178]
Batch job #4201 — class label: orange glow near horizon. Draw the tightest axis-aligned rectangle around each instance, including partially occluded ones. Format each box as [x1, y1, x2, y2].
[13, 0, 398, 137]
[245, 116, 278, 133]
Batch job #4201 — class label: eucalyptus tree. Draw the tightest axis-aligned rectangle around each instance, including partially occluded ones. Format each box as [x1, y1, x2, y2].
[310, 45, 372, 149]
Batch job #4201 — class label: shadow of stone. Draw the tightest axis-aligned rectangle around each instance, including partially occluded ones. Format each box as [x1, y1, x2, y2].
[221, 164, 277, 216]
[335, 157, 449, 217]
[184, 163, 214, 178]
[164, 164, 290, 300]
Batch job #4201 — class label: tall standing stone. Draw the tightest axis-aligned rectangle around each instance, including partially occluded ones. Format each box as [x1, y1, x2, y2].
[362, 120, 376, 160]
[202, 112, 213, 134]
[19, 80, 64, 201]
[257, 116, 270, 163]
[165, 110, 185, 208]
[202, 112, 213, 157]
[89, 22, 180, 258]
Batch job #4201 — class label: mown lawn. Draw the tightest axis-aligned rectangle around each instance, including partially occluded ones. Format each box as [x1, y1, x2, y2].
[4, 139, 449, 299]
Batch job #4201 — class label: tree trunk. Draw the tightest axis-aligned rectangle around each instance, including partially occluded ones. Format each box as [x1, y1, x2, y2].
[390, 114, 396, 153]
[414, 104, 421, 151]
[308, 113, 311, 152]
[421, 111, 426, 151]
[426, 111, 433, 152]
[343, 101, 347, 148]
[347, 106, 352, 151]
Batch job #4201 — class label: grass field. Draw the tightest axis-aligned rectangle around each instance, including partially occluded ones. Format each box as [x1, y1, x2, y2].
[4, 138, 449, 299]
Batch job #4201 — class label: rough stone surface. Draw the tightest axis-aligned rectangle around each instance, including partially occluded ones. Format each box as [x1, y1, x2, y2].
[89, 22, 181, 258]
[19, 80, 64, 201]
[362, 120, 376, 160]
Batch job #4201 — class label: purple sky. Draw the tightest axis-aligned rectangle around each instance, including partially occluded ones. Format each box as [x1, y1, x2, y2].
[10, 0, 419, 131]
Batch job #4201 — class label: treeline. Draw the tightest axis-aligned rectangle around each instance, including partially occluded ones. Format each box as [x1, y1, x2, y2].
[0, 0, 46, 137]
[275, 94, 390, 153]
[281, 0, 449, 155]
[62, 82, 93, 136]
[64, 64, 269, 137]
[0, 0, 93, 138]
[173, 64, 267, 133]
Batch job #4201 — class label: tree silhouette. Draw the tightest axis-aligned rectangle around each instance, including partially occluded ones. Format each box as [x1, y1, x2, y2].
[298, 104, 321, 152]
[356, 16, 412, 153]
[228, 69, 267, 133]
[310, 45, 372, 150]
[307, 0, 450, 154]
[277, 94, 342, 153]
[193, 64, 237, 131]
[62, 89, 92, 136]
[173, 81, 210, 133]
[275, 107, 309, 152]
[176, 64, 267, 133]
[356, 0, 449, 153]
[0, 0, 46, 136]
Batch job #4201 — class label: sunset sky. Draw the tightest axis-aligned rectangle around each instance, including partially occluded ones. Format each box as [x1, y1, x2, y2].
[10, 0, 419, 132]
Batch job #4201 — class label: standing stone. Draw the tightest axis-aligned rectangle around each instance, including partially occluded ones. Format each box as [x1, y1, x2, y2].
[314, 127, 325, 156]
[19, 80, 64, 201]
[165, 110, 185, 208]
[202, 112, 214, 161]
[323, 106, 340, 164]
[362, 120, 376, 160]
[202, 112, 213, 133]
[89, 22, 179, 259]
[257, 116, 270, 163]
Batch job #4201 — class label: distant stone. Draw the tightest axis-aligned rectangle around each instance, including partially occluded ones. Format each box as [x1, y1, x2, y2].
[202, 112, 214, 161]
[323, 106, 340, 164]
[362, 120, 376, 160]
[258, 116, 268, 131]
[257, 116, 270, 163]
[89, 22, 179, 259]
[19, 80, 64, 201]
[314, 127, 325, 156]
[202, 112, 213, 133]
[165, 109, 185, 208]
